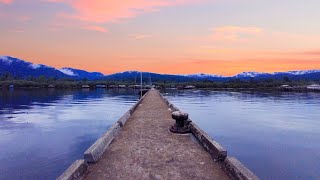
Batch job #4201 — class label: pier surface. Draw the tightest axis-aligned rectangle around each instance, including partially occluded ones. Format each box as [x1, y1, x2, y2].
[84, 89, 230, 180]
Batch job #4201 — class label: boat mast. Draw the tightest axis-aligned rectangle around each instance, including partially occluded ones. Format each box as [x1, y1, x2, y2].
[149, 75, 152, 86]
[140, 72, 143, 97]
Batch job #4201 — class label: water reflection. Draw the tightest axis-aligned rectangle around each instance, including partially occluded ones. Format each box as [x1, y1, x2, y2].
[0, 88, 138, 179]
[162, 89, 320, 180]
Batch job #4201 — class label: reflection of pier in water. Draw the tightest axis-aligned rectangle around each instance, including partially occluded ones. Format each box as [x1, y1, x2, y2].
[58, 88, 258, 180]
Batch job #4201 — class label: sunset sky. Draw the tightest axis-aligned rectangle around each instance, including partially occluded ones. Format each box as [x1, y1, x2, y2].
[1, 0, 320, 76]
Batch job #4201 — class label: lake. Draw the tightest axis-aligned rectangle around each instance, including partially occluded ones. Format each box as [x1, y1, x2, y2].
[162, 89, 320, 180]
[0, 88, 319, 179]
[0, 88, 138, 179]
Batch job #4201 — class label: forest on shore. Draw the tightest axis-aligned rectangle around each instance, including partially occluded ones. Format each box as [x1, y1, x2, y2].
[1, 74, 319, 90]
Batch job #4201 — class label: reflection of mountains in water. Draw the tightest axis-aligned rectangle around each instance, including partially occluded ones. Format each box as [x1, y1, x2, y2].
[161, 88, 320, 103]
[0, 88, 139, 113]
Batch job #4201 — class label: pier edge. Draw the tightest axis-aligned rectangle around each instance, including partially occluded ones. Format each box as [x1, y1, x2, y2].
[158, 90, 259, 180]
[57, 160, 88, 180]
[57, 89, 151, 180]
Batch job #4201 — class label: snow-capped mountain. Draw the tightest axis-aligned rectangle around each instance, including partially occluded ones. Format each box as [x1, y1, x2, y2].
[59, 68, 78, 76]
[234, 72, 268, 78]
[182, 73, 222, 78]
[1, 56, 320, 81]
[232, 70, 320, 80]
[59, 68, 104, 79]
[0, 56, 16, 64]
[0, 56, 68, 78]
[273, 70, 320, 76]
[0, 56, 104, 80]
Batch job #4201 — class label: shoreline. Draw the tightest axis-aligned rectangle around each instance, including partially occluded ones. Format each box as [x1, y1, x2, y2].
[1, 86, 320, 93]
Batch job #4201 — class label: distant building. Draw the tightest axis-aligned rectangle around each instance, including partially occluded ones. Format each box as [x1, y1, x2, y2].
[279, 85, 292, 90]
[184, 85, 196, 89]
[176, 85, 184, 90]
[82, 85, 90, 88]
[96, 85, 106, 88]
[48, 84, 55, 88]
[108, 85, 118, 88]
[118, 85, 126, 88]
[307, 84, 320, 90]
[134, 85, 141, 89]
[145, 85, 152, 89]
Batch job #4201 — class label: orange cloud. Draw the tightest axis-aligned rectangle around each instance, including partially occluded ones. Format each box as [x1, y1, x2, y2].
[48, 0, 203, 23]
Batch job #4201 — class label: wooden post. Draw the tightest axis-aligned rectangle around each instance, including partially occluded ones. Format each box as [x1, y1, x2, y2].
[140, 72, 142, 97]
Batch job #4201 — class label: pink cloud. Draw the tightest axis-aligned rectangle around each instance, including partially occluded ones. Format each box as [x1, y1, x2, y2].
[47, 0, 203, 23]
[0, 0, 13, 4]
[45, 0, 205, 33]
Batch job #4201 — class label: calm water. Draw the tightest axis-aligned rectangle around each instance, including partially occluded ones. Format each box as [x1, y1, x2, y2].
[0, 88, 138, 179]
[162, 89, 320, 180]
[1, 89, 320, 179]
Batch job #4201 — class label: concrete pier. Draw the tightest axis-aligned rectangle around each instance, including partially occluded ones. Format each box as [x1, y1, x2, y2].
[58, 88, 258, 180]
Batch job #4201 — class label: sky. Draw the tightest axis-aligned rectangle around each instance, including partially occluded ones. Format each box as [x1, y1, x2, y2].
[1, 0, 320, 76]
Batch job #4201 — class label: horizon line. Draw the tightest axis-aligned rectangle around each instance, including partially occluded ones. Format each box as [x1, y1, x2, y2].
[1, 55, 320, 77]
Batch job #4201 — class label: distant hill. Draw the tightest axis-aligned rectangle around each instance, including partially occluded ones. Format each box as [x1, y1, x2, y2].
[59, 68, 104, 80]
[1, 56, 320, 81]
[104, 71, 209, 82]
[233, 71, 320, 81]
[0, 56, 104, 80]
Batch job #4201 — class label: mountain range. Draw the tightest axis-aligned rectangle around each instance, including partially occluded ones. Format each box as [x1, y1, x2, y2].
[1, 56, 320, 81]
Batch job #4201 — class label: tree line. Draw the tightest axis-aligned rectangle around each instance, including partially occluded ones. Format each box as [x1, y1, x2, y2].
[0, 73, 319, 89]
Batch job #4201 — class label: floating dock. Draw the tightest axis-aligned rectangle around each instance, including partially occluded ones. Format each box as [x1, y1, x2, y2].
[58, 88, 259, 180]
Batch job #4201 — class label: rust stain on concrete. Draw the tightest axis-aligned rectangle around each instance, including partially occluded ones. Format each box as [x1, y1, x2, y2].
[84, 89, 230, 180]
